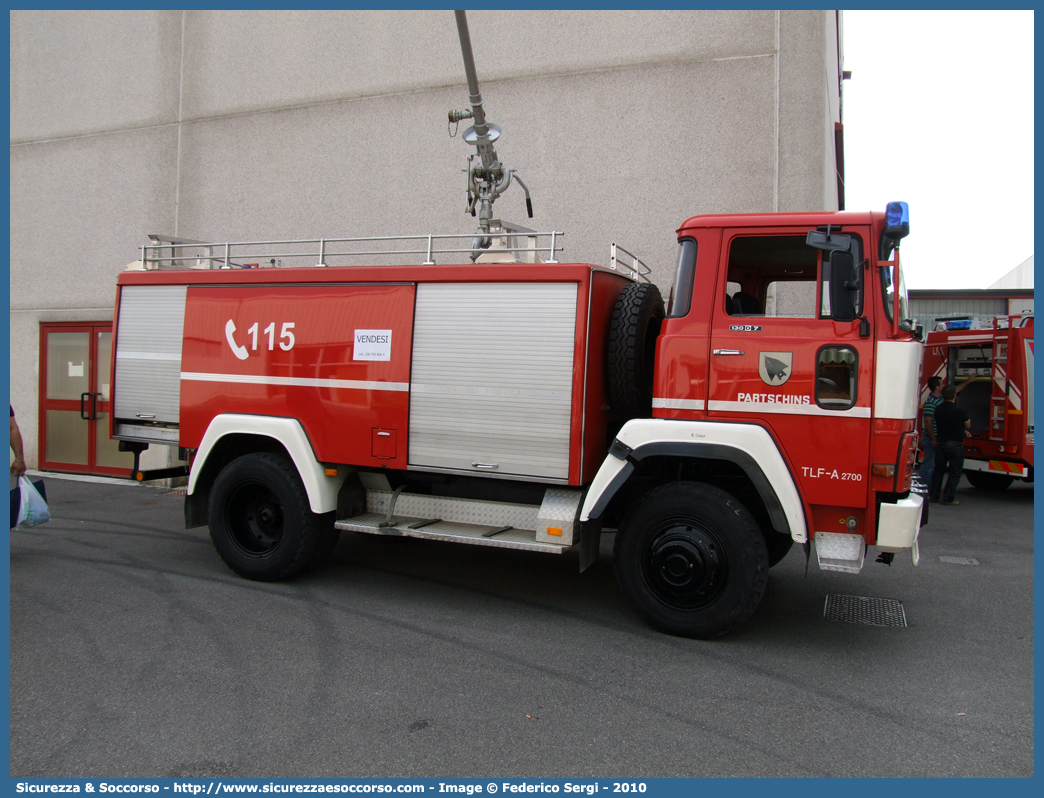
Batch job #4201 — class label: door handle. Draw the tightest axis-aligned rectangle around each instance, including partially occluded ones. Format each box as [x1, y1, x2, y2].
[712, 349, 745, 356]
[80, 392, 99, 420]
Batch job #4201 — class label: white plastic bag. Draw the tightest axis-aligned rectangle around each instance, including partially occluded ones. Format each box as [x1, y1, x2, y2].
[17, 476, 50, 528]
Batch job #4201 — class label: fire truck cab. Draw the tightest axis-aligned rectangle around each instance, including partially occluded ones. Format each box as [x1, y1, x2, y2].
[109, 202, 926, 639]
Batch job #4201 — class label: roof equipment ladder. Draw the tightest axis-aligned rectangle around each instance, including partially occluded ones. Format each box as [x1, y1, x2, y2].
[989, 317, 1010, 442]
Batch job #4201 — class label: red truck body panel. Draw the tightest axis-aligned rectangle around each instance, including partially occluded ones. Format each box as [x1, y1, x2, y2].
[114, 263, 630, 486]
[180, 283, 416, 470]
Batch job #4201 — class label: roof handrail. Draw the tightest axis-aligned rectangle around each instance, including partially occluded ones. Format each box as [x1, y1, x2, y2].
[136, 226, 565, 271]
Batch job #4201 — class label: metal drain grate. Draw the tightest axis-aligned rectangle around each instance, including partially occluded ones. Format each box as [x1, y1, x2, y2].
[823, 594, 908, 627]
[939, 556, 980, 566]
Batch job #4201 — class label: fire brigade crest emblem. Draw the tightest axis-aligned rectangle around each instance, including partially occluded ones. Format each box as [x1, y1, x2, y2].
[758, 351, 792, 386]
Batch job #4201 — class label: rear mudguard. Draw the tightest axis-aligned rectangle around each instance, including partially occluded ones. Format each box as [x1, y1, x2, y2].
[189, 414, 347, 514]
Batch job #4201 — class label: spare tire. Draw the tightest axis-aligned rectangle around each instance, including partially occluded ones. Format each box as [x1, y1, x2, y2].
[608, 282, 665, 420]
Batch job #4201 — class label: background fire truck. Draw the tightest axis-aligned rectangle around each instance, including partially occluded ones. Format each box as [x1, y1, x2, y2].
[108, 12, 927, 638]
[923, 315, 1034, 490]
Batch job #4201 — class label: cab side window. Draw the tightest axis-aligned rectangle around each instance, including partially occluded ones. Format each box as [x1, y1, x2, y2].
[816, 346, 858, 409]
[725, 236, 817, 318]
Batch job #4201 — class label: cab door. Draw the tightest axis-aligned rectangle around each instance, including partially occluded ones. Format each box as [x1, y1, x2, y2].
[707, 228, 874, 514]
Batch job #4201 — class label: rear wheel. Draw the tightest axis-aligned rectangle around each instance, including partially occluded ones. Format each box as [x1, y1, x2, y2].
[964, 470, 1014, 491]
[613, 482, 769, 638]
[208, 452, 328, 581]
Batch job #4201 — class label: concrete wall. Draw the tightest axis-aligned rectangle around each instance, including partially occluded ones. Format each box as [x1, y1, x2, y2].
[9, 9, 842, 470]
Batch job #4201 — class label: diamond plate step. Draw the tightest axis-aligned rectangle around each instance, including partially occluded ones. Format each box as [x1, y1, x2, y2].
[335, 512, 571, 554]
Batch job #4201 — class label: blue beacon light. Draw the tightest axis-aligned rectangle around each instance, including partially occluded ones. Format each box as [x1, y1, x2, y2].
[884, 201, 910, 240]
[886, 201, 909, 226]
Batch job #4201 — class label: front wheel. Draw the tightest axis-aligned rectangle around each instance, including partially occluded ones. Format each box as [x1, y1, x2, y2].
[208, 452, 329, 581]
[964, 470, 1014, 491]
[613, 482, 769, 639]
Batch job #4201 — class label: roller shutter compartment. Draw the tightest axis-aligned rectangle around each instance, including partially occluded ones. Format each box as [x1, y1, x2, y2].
[409, 282, 578, 480]
[113, 284, 187, 434]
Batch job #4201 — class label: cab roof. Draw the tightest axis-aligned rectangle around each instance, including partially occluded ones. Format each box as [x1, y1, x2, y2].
[677, 210, 881, 235]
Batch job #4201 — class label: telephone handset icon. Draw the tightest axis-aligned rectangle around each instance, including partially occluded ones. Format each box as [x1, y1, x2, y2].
[225, 319, 249, 360]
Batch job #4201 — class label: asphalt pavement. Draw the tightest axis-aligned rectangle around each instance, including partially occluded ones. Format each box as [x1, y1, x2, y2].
[8, 473, 1034, 777]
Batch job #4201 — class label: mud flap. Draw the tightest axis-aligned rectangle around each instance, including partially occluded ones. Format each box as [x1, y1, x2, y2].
[184, 490, 207, 529]
[579, 519, 602, 573]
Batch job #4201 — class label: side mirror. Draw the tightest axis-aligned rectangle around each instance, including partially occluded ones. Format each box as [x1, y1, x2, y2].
[829, 250, 860, 322]
[806, 230, 852, 252]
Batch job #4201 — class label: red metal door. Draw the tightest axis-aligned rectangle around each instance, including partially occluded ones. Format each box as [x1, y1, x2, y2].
[39, 323, 134, 476]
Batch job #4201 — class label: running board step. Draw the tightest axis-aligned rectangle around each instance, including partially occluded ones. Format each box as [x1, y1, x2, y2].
[334, 486, 583, 553]
[336, 512, 570, 553]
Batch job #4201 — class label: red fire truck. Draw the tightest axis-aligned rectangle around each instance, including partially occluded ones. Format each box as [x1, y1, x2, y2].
[109, 203, 925, 639]
[922, 315, 1034, 490]
[106, 13, 926, 638]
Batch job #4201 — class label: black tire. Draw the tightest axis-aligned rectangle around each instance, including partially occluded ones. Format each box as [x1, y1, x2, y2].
[208, 452, 326, 581]
[613, 482, 769, 639]
[608, 282, 664, 420]
[964, 470, 1014, 491]
[763, 531, 794, 567]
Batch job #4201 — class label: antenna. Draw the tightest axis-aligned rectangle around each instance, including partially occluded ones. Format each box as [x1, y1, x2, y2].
[448, 10, 533, 260]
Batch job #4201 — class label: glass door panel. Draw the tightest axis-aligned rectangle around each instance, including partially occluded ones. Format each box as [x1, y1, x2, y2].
[94, 413, 132, 469]
[94, 331, 133, 474]
[44, 409, 89, 466]
[97, 331, 113, 402]
[46, 332, 91, 400]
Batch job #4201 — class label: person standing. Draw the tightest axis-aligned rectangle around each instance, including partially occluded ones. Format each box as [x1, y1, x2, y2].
[10, 405, 26, 481]
[919, 373, 975, 490]
[11, 406, 27, 529]
[929, 385, 972, 505]
[919, 376, 944, 488]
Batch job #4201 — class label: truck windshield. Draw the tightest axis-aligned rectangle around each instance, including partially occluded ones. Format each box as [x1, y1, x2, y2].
[881, 258, 911, 327]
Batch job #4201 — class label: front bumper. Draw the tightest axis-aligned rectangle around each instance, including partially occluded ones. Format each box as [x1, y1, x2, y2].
[876, 491, 924, 567]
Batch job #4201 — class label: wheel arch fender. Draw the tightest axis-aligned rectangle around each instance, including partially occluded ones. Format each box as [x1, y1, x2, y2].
[581, 418, 808, 543]
[188, 414, 346, 514]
